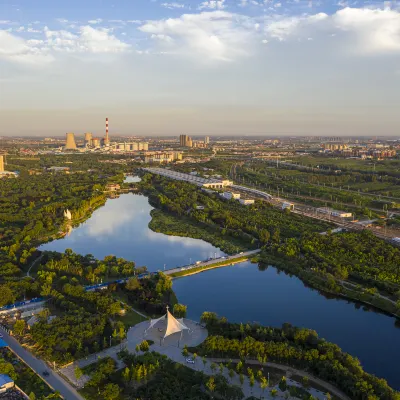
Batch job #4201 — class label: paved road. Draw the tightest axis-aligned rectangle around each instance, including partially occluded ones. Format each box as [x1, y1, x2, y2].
[0, 327, 84, 400]
[26, 254, 43, 277]
[164, 249, 261, 276]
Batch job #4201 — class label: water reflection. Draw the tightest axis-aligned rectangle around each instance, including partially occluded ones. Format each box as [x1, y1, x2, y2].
[41, 194, 225, 271]
[173, 262, 400, 389]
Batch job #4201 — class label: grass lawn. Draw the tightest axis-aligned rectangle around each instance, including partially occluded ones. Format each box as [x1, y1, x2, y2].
[116, 309, 147, 329]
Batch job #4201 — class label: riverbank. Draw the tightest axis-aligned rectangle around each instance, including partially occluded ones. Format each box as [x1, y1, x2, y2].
[167, 252, 259, 278]
[260, 252, 400, 319]
[148, 209, 252, 255]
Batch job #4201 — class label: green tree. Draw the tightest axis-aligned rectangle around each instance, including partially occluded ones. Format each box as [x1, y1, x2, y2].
[102, 383, 120, 400]
[210, 363, 217, 374]
[260, 376, 268, 397]
[74, 366, 83, 381]
[126, 277, 140, 291]
[229, 368, 235, 381]
[173, 303, 187, 318]
[206, 376, 216, 395]
[0, 285, 15, 307]
[139, 340, 150, 352]
[13, 319, 26, 336]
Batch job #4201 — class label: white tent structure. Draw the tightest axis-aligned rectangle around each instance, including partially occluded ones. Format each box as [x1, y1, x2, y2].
[145, 306, 190, 341]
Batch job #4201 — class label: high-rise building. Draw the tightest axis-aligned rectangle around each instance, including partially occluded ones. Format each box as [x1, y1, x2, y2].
[180, 135, 188, 147]
[65, 133, 77, 149]
[0, 155, 4, 173]
[179, 134, 193, 147]
[205, 136, 210, 145]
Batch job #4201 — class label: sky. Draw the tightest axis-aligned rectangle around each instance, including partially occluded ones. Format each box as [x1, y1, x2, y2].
[0, 0, 399, 137]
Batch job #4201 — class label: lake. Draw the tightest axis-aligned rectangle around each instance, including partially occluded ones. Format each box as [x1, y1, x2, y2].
[174, 262, 400, 389]
[40, 193, 225, 272]
[41, 184, 400, 389]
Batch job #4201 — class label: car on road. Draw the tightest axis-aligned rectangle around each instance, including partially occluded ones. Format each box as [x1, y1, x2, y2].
[0, 333, 3, 338]
[186, 358, 195, 364]
[239, 252, 243, 254]
[42, 371, 50, 377]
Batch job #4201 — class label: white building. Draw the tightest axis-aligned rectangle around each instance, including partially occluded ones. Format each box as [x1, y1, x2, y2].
[316, 207, 352, 218]
[220, 192, 240, 200]
[0, 374, 14, 393]
[239, 199, 255, 206]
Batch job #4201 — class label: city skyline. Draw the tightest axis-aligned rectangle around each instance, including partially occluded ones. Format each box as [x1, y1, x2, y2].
[1, 0, 400, 136]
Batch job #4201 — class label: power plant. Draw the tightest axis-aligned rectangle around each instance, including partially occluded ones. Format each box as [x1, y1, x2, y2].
[63, 117, 149, 153]
[65, 133, 77, 149]
[84, 132, 93, 147]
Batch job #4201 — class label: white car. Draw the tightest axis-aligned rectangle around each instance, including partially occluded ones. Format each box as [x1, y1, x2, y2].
[186, 358, 195, 364]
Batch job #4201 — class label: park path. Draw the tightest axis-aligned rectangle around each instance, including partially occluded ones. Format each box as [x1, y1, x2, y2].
[60, 342, 127, 388]
[207, 357, 350, 400]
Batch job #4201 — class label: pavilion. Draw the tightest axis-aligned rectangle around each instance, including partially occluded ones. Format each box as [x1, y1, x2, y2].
[145, 306, 190, 344]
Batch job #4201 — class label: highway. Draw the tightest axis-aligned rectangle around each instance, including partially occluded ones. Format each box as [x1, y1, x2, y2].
[164, 249, 261, 276]
[0, 326, 84, 400]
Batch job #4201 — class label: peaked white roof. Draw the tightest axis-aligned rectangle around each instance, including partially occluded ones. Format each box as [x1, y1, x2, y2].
[147, 307, 189, 339]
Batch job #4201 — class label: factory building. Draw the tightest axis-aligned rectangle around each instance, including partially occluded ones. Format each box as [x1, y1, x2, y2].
[316, 207, 352, 218]
[84, 132, 93, 147]
[112, 142, 150, 152]
[143, 168, 232, 189]
[144, 151, 183, 163]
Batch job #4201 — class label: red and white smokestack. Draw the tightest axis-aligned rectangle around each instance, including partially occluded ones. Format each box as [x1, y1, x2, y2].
[106, 117, 109, 140]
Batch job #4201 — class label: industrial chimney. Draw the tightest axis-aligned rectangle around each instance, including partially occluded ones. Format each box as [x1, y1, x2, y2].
[0, 155, 4, 173]
[65, 133, 77, 149]
[104, 117, 110, 145]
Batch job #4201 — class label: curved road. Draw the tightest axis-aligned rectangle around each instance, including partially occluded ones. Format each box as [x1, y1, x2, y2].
[0, 327, 84, 400]
[164, 249, 260, 276]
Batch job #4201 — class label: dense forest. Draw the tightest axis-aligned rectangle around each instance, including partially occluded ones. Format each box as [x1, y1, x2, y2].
[138, 173, 331, 250]
[80, 351, 244, 400]
[262, 230, 400, 315]
[196, 313, 399, 400]
[0, 155, 133, 305]
[25, 251, 173, 364]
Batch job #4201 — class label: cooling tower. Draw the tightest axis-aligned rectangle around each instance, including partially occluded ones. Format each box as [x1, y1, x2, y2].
[84, 132, 93, 147]
[65, 133, 77, 149]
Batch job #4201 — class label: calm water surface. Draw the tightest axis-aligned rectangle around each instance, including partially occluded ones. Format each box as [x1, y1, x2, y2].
[173, 263, 400, 389]
[41, 193, 225, 271]
[41, 181, 399, 389]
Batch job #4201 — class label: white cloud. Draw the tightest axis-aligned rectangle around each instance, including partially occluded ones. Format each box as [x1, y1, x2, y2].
[88, 18, 103, 25]
[264, 13, 328, 41]
[0, 25, 131, 65]
[198, 0, 226, 10]
[139, 11, 255, 61]
[0, 30, 54, 64]
[151, 34, 174, 42]
[262, 6, 400, 54]
[43, 26, 130, 53]
[333, 7, 400, 53]
[161, 2, 186, 9]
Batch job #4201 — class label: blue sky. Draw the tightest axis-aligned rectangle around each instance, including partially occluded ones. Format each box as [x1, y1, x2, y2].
[1, 0, 399, 136]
